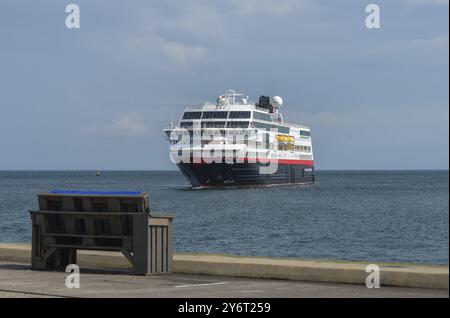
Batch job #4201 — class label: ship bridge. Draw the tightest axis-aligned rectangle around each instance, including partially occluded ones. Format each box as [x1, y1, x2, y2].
[169, 90, 309, 133]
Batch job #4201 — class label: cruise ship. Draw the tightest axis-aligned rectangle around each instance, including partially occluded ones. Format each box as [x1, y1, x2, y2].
[164, 90, 315, 188]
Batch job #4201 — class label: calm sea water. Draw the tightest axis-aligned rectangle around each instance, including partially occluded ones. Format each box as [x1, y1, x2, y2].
[0, 170, 448, 264]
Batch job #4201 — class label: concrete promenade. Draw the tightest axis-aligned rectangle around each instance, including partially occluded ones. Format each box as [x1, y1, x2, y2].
[0, 244, 448, 297]
[0, 261, 447, 298]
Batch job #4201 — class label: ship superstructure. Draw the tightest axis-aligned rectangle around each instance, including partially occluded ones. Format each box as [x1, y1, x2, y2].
[164, 89, 315, 188]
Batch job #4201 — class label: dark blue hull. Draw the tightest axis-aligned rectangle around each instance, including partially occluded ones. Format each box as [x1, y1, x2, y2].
[177, 162, 315, 188]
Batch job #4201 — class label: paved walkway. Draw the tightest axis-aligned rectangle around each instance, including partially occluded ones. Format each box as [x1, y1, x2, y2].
[0, 262, 447, 298]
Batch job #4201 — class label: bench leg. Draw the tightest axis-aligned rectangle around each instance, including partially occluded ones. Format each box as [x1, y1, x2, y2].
[132, 214, 150, 275]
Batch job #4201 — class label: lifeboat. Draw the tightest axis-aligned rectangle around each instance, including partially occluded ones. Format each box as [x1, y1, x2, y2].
[276, 134, 294, 143]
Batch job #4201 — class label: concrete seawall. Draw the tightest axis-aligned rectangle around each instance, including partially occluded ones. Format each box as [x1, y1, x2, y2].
[0, 243, 448, 289]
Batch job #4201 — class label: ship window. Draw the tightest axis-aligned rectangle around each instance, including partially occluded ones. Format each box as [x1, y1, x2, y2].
[253, 122, 271, 131]
[229, 111, 251, 119]
[202, 111, 228, 119]
[295, 145, 312, 152]
[300, 130, 311, 137]
[180, 122, 193, 128]
[253, 111, 274, 122]
[226, 121, 249, 128]
[276, 126, 290, 134]
[182, 112, 202, 120]
[201, 121, 226, 128]
[253, 122, 289, 134]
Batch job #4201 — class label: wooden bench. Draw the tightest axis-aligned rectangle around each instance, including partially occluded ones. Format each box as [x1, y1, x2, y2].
[29, 190, 174, 275]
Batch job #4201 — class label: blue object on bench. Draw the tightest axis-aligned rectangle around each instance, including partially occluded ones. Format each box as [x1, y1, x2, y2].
[49, 190, 142, 196]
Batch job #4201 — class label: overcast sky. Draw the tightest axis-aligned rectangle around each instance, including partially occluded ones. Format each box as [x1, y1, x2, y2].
[0, 0, 448, 170]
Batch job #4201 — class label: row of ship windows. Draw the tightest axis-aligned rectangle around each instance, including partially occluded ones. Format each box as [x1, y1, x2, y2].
[180, 121, 250, 129]
[179, 121, 311, 137]
[183, 111, 250, 120]
[182, 111, 278, 121]
[180, 121, 288, 131]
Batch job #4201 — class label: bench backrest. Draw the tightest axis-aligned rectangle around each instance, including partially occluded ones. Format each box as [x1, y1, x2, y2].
[32, 191, 149, 250]
[38, 190, 149, 212]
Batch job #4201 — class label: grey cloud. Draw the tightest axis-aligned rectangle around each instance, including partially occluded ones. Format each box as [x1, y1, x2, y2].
[409, 36, 449, 50]
[402, 0, 449, 6]
[85, 114, 148, 137]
